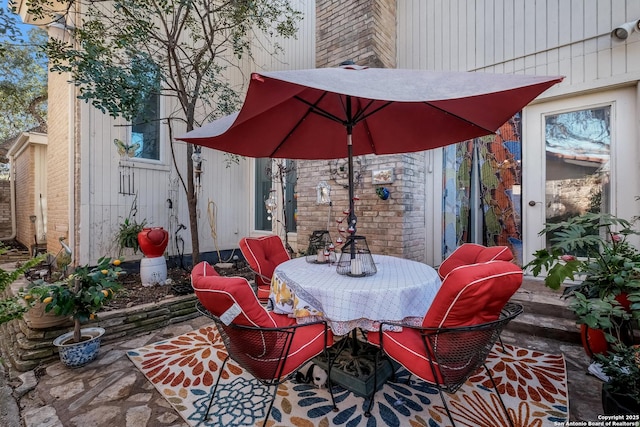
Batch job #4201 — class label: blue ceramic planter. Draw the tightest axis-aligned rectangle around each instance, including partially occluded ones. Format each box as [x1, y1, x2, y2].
[53, 327, 105, 368]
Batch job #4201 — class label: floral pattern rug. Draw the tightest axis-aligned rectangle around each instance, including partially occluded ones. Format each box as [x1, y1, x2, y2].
[127, 325, 568, 427]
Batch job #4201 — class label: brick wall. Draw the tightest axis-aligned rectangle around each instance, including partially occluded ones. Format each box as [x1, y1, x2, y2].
[296, 153, 426, 260]
[0, 180, 12, 239]
[296, 0, 426, 260]
[316, 0, 396, 68]
[46, 64, 71, 250]
[13, 146, 35, 247]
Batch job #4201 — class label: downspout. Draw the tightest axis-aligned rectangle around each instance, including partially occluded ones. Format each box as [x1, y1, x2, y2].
[69, 69, 76, 262]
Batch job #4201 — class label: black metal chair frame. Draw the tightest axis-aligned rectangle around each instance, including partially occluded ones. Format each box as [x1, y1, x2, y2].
[196, 301, 337, 426]
[367, 302, 524, 427]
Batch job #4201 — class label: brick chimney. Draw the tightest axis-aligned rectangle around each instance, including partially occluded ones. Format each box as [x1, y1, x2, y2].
[295, 0, 427, 261]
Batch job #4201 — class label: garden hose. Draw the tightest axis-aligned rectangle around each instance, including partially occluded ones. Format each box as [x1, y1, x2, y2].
[207, 199, 236, 263]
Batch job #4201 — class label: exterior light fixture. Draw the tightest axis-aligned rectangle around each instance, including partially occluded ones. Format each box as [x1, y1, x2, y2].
[612, 19, 640, 40]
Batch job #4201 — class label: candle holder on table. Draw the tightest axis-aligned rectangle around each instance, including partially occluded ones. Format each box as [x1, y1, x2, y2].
[306, 230, 336, 264]
[336, 235, 376, 277]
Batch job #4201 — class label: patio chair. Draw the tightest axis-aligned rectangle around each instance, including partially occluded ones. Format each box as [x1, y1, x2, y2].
[438, 243, 513, 279]
[191, 261, 336, 427]
[366, 260, 524, 426]
[438, 244, 515, 352]
[239, 235, 290, 304]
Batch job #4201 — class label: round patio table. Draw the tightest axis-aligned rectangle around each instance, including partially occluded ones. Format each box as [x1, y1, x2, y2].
[270, 254, 441, 336]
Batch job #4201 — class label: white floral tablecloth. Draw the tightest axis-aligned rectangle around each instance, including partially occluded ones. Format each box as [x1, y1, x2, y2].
[270, 254, 441, 336]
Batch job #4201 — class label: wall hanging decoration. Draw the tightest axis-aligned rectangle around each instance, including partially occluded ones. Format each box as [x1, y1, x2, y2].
[114, 139, 138, 196]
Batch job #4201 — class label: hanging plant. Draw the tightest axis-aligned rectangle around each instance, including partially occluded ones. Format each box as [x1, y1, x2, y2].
[116, 194, 147, 254]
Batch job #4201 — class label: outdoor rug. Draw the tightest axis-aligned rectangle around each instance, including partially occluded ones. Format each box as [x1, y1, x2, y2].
[127, 325, 568, 427]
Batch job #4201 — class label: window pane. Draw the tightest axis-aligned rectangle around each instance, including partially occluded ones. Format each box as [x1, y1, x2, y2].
[544, 106, 611, 249]
[132, 93, 160, 161]
[285, 161, 297, 231]
[254, 159, 298, 232]
[255, 158, 272, 231]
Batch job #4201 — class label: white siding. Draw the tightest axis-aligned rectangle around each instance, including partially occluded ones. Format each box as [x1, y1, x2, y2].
[79, 0, 316, 264]
[397, 0, 640, 264]
[397, 0, 640, 95]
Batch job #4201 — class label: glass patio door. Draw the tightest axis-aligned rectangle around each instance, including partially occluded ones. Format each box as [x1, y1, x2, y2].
[542, 107, 611, 246]
[522, 87, 637, 266]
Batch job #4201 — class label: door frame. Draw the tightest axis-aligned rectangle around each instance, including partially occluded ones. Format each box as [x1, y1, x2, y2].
[521, 86, 639, 268]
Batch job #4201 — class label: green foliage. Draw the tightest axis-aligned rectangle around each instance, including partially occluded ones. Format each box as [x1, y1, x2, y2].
[117, 217, 147, 255]
[0, 247, 44, 325]
[0, 25, 48, 141]
[116, 195, 146, 254]
[595, 344, 640, 405]
[25, 0, 302, 264]
[25, 256, 123, 342]
[36, 0, 301, 126]
[0, 5, 21, 57]
[525, 212, 640, 330]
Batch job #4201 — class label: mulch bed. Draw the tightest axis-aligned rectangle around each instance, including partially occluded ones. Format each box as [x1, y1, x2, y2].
[1, 237, 255, 311]
[103, 261, 255, 311]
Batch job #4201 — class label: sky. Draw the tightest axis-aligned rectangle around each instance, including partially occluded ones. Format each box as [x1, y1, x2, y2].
[1, 0, 32, 39]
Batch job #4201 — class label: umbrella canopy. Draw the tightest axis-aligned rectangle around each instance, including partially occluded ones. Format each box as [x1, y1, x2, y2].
[179, 66, 563, 160]
[178, 66, 562, 250]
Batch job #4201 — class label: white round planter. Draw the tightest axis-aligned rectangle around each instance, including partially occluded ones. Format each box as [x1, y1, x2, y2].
[53, 327, 105, 368]
[140, 256, 167, 286]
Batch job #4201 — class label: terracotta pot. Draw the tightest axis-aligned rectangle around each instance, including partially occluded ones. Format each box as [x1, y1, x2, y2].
[23, 302, 69, 329]
[581, 325, 610, 357]
[137, 227, 169, 258]
[580, 320, 635, 358]
[615, 292, 632, 312]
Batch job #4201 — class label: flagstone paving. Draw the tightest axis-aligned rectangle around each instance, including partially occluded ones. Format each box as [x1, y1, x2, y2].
[0, 313, 602, 427]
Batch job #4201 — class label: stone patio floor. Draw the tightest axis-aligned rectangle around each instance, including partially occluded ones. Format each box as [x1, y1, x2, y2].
[0, 311, 604, 427]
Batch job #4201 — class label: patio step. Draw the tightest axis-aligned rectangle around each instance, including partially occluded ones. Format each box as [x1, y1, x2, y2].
[506, 277, 582, 344]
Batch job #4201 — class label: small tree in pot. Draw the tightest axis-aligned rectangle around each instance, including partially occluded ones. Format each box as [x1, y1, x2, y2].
[28, 256, 123, 342]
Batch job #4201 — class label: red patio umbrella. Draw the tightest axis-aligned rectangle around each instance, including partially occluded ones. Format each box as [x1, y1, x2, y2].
[179, 65, 562, 241]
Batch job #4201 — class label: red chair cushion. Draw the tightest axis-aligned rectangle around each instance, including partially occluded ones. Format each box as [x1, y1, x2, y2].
[424, 260, 522, 328]
[276, 321, 333, 379]
[368, 327, 441, 383]
[369, 260, 523, 384]
[191, 261, 277, 328]
[240, 235, 290, 287]
[438, 243, 513, 279]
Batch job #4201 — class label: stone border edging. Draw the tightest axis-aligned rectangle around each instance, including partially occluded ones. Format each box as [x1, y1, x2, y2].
[0, 292, 200, 372]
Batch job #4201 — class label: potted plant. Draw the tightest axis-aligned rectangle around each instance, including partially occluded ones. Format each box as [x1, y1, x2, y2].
[595, 343, 640, 414]
[27, 256, 123, 367]
[116, 217, 147, 255]
[526, 212, 640, 355]
[116, 195, 147, 255]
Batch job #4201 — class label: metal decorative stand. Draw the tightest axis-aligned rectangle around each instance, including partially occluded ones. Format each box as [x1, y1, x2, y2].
[306, 230, 336, 264]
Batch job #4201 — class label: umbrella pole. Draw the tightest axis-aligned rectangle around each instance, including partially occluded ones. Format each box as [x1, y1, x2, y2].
[347, 130, 357, 260]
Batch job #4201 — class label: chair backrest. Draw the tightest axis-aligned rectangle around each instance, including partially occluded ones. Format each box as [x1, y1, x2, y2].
[425, 302, 523, 393]
[208, 309, 295, 383]
[421, 261, 523, 391]
[239, 235, 290, 286]
[191, 261, 277, 328]
[423, 260, 522, 329]
[438, 243, 513, 279]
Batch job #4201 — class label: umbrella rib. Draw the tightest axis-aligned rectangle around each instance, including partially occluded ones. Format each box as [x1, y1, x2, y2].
[271, 93, 333, 156]
[352, 100, 392, 124]
[294, 95, 348, 126]
[422, 101, 497, 134]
